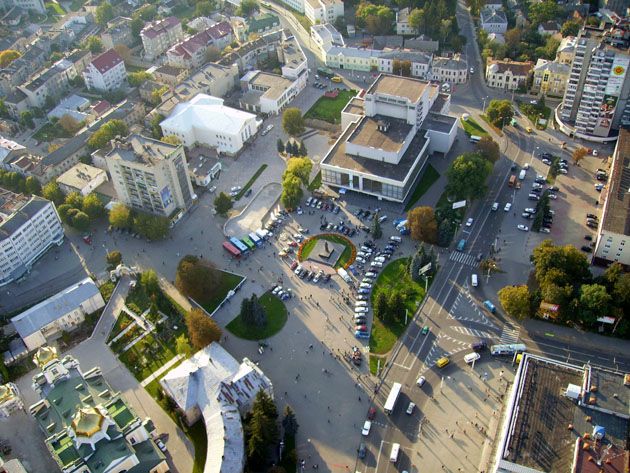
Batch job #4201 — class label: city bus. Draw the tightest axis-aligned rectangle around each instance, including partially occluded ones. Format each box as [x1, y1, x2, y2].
[223, 241, 241, 258]
[241, 236, 256, 251]
[384, 382, 402, 415]
[249, 232, 263, 247]
[229, 237, 249, 254]
[317, 67, 335, 78]
[490, 343, 527, 356]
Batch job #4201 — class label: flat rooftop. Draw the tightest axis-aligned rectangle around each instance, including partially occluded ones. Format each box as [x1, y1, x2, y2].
[422, 113, 457, 134]
[347, 116, 413, 153]
[247, 71, 294, 100]
[367, 74, 428, 103]
[322, 119, 427, 183]
[601, 128, 630, 235]
[342, 97, 365, 116]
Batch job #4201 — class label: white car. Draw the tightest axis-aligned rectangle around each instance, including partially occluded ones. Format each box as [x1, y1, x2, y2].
[517, 224, 529, 232]
[548, 193, 558, 199]
[540, 227, 551, 233]
[491, 202, 499, 211]
[406, 402, 416, 415]
[595, 183, 604, 191]
[355, 307, 369, 314]
[469, 67, 474, 74]
[261, 124, 274, 136]
[416, 376, 426, 387]
[359, 283, 372, 289]
[365, 272, 377, 278]
[355, 257, 366, 264]
[466, 218, 473, 227]
[355, 301, 368, 307]
[297, 206, 303, 215]
[356, 295, 369, 301]
[373, 257, 386, 263]
[525, 208, 536, 214]
[559, 168, 568, 174]
[504, 202, 512, 212]
[362, 420, 372, 436]
[230, 186, 242, 193]
[371, 261, 383, 268]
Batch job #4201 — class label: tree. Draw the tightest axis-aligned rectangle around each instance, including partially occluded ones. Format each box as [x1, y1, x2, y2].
[446, 152, 493, 200]
[71, 211, 90, 231]
[185, 308, 222, 350]
[532, 240, 591, 288]
[240, 296, 253, 326]
[42, 181, 64, 205]
[281, 173, 303, 210]
[84, 36, 103, 53]
[25, 176, 41, 195]
[57, 204, 73, 224]
[127, 71, 153, 86]
[150, 114, 165, 139]
[0, 50, 21, 68]
[175, 334, 192, 358]
[612, 274, 630, 312]
[131, 16, 144, 37]
[298, 141, 307, 156]
[250, 294, 267, 327]
[371, 213, 382, 239]
[65, 192, 84, 209]
[356, 2, 394, 35]
[140, 270, 160, 296]
[408, 8, 425, 34]
[602, 262, 623, 290]
[282, 405, 299, 436]
[95, 1, 114, 25]
[579, 284, 611, 323]
[410, 249, 423, 283]
[194, 0, 215, 17]
[498, 285, 531, 319]
[88, 119, 128, 149]
[214, 192, 233, 216]
[247, 391, 279, 468]
[388, 289, 405, 320]
[106, 250, 122, 268]
[113, 44, 132, 63]
[486, 99, 514, 128]
[373, 291, 388, 320]
[504, 28, 522, 52]
[19, 111, 34, 129]
[476, 136, 500, 163]
[160, 135, 181, 145]
[133, 212, 169, 240]
[408, 206, 438, 243]
[109, 203, 132, 228]
[82, 193, 105, 219]
[150, 85, 168, 105]
[572, 147, 588, 165]
[175, 256, 221, 305]
[528, 0, 562, 26]
[237, 0, 258, 16]
[276, 138, 285, 153]
[282, 108, 305, 136]
[204, 46, 221, 63]
[283, 157, 312, 186]
[58, 114, 82, 134]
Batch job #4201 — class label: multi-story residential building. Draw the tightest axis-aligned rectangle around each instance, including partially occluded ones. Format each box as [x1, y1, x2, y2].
[140, 16, 184, 61]
[321, 74, 457, 202]
[556, 36, 577, 65]
[0, 137, 27, 170]
[17, 60, 75, 109]
[29, 347, 168, 473]
[0, 0, 45, 13]
[0, 58, 30, 96]
[558, 25, 630, 139]
[0, 382, 23, 419]
[485, 57, 533, 90]
[83, 48, 127, 92]
[153, 64, 189, 86]
[160, 94, 260, 155]
[11, 277, 105, 351]
[57, 163, 108, 196]
[248, 12, 280, 35]
[105, 134, 195, 217]
[430, 55, 468, 84]
[304, 0, 344, 25]
[101, 16, 134, 50]
[378, 51, 432, 79]
[0, 191, 64, 287]
[66, 48, 92, 76]
[593, 128, 630, 268]
[239, 70, 302, 115]
[531, 59, 571, 97]
[311, 23, 345, 61]
[278, 33, 309, 82]
[396, 8, 416, 36]
[326, 46, 382, 72]
[480, 7, 508, 34]
[484, 0, 502, 11]
[161, 342, 273, 473]
[167, 22, 234, 69]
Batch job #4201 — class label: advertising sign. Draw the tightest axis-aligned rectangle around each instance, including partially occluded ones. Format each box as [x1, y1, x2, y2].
[605, 56, 629, 96]
[160, 186, 173, 208]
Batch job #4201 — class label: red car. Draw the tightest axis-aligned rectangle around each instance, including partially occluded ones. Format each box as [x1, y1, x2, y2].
[367, 407, 376, 420]
[355, 325, 368, 332]
[82, 234, 92, 245]
[290, 260, 298, 270]
[288, 241, 298, 247]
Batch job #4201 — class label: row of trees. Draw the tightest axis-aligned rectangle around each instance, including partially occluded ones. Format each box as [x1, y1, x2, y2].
[497, 241, 630, 337]
[0, 169, 41, 195]
[56, 189, 106, 232]
[281, 157, 312, 209]
[277, 139, 307, 157]
[108, 203, 170, 240]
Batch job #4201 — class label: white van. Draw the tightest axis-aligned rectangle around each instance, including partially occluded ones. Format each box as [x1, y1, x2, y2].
[355, 301, 368, 307]
[389, 236, 402, 243]
[471, 274, 478, 287]
[464, 352, 481, 364]
[390, 443, 400, 462]
[518, 169, 526, 180]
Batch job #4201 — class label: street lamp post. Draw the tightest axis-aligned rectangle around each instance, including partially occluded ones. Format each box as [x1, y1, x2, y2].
[482, 96, 488, 113]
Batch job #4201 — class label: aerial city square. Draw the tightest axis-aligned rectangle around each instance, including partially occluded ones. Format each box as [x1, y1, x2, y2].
[0, 0, 628, 471]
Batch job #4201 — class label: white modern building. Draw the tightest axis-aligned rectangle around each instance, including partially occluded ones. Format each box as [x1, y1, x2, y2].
[310, 23, 345, 61]
[485, 57, 533, 90]
[11, 277, 105, 351]
[82, 49, 127, 92]
[0, 0, 45, 13]
[160, 94, 261, 155]
[239, 70, 302, 115]
[378, 51, 432, 79]
[593, 128, 630, 268]
[480, 7, 508, 34]
[0, 192, 64, 287]
[141, 16, 184, 61]
[57, 163, 108, 196]
[160, 342, 273, 473]
[0, 383, 23, 418]
[105, 134, 195, 216]
[321, 74, 457, 202]
[304, 0, 344, 25]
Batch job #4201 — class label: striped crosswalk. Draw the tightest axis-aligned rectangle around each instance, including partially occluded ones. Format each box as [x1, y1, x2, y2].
[450, 326, 498, 340]
[449, 251, 478, 267]
[499, 323, 520, 344]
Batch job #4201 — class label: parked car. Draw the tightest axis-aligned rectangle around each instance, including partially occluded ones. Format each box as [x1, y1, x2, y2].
[465, 218, 473, 227]
[517, 224, 529, 231]
[581, 245, 593, 253]
[504, 203, 512, 212]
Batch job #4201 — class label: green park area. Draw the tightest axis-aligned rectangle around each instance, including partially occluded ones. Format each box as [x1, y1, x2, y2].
[299, 234, 354, 269]
[305, 89, 357, 124]
[226, 292, 287, 340]
[460, 116, 488, 137]
[405, 164, 440, 211]
[33, 122, 73, 142]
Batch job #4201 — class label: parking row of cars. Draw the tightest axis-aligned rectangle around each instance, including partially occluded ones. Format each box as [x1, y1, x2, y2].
[319, 219, 357, 238]
[305, 196, 341, 214]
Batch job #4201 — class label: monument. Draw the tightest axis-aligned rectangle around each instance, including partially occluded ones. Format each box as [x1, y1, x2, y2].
[309, 238, 346, 267]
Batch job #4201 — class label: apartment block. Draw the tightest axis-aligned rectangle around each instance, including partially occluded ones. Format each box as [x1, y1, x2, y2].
[304, 0, 344, 25]
[101, 16, 134, 50]
[167, 22, 233, 69]
[141, 16, 184, 61]
[531, 59, 570, 97]
[0, 0, 45, 13]
[83, 49, 127, 92]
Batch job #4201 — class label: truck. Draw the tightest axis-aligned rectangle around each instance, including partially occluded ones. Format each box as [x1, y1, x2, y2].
[317, 67, 335, 78]
[457, 239, 466, 251]
[384, 382, 402, 414]
[508, 175, 517, 187]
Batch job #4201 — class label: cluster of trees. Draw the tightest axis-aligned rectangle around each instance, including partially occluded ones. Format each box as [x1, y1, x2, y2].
[175, 255, 224, 307]
[409, 244, 437, 282]
[108, 203, 170, 240]
[88, 119, 128, 149]
[518, 99, 547, 125]
[95, 1, 114, 26]
[374, 285, 407, 322]
[407, 0, 463, 49]
[237, 0, 258, 16]
[244, 391, 279, 469]
[84, 36, 103, 54]
[185, 308, 222, 350]
[281, 157, 312, 209]
[106, 250, 122, 269]
[355, 3, 395, 35]
[0, 170, 40, 195]
[0, 49, 21, 68]
[486, 100, 514, 129]
[277, 139, 307, 157]
[128, 71, 154, 87]
[445, 152, 493, 201]
[150, 114, 165, 140]
[497, 241, 630, 337]
[408, 206, 438, 244]
[56, 189, 106, 231]
[282, 108, 305, 137]
[214, 192, 233, 216]
[240, 294, 267, 327]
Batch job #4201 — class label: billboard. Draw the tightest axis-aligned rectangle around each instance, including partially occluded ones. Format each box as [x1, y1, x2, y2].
[604, 56, 629, 96]
[160, 186, 173, 208]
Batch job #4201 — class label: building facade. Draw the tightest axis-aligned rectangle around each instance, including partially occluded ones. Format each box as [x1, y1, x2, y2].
[239, 70, 302, 115]
[167, 23, 234, 70]
[558, 25, 630, 139]
[101, 16, 134, 50]
[11, 277, 105, 351]
[531, 59, 570, 97]
[141, 17, 184, 61]
[304, 0, 344, 25]
[105, 134, 195, 217]
[0, 193, 64, 287]
[485, 58, 533, 90]
[396, 8, 416, 36]
[480, 7, 508, 34]
[57, 163, 108, 196]
[0, 0, 45, 13]
[83, 49, 127, 92]
[431, 55, 468, 84]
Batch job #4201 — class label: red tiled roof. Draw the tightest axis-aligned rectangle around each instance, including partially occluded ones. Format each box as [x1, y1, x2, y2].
[93, 100, 112, 115]
[90, 49, 123, 74]
[141, 16, 180, 39]
[207, 21, 232, 40]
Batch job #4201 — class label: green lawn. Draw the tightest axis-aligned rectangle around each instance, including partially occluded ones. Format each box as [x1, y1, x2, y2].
[107, 311, 135, 343]
[308, 171, 322, 192]
[369, 355, 385, 375]
[369, 258, 429, 354]
[99, 280, 115, 303]
[226, 292, 288, 340]
[46, 2, 65, 15]
[118, 332, 177, 381]
[200, 271, 244, 314]
[69, 0, 84, 10]
[235, 164, 267, 201]
[305, 89, 357, 124]
[299, 234, 354, 269]
[33, 122, 72, 142]
[518, 102, 552, 130]
[460, 116, 488, 137]
[404, 164, 440, 211]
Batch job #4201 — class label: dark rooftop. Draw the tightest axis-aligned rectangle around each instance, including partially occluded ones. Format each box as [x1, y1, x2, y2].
[0, 196, 51, 236]
[600, 128, 630, 235]
[348, 116, 413, 153]
[422, 113, 457, 134]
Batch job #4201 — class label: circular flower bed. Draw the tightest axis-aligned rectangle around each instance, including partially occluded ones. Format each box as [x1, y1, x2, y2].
[297, 233, 356, 269]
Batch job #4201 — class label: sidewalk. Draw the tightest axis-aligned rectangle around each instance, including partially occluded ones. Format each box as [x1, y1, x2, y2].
[141, 354, 184, 387]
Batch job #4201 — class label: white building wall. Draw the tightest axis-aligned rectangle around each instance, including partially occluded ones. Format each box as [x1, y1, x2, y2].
[23, 331, 47, 351]
[83, 62, 127, 92]
[594, 231, 630, 266]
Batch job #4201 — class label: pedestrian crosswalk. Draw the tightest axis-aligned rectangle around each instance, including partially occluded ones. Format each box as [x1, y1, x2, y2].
[450, 326, 498, 340]
[449, 251, 478, 267]
[499, 323, 520, 344]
